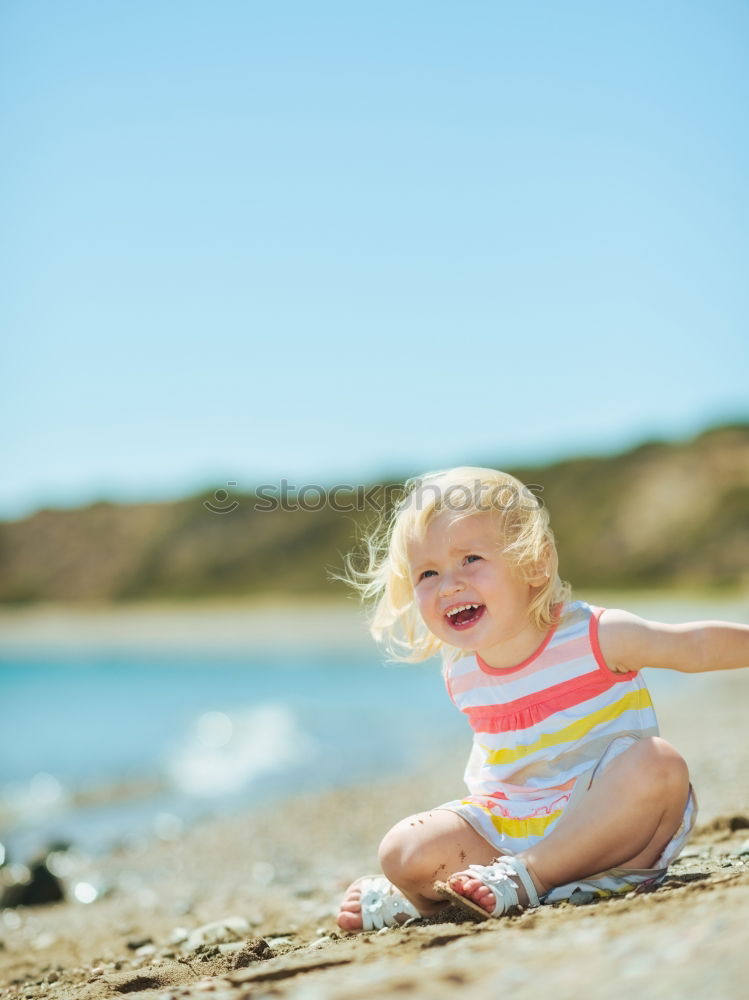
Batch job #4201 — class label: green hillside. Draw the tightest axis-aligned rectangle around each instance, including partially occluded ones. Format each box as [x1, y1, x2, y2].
[1, 424, 747, 604]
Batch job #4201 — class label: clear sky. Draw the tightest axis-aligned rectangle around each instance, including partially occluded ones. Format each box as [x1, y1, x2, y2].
[2, 1, 747, 519]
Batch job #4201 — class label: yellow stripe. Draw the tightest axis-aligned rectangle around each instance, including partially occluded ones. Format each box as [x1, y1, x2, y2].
[484, 687, 654, 767]
[590, 882, 638, 898]
[461, 799, 565, 838]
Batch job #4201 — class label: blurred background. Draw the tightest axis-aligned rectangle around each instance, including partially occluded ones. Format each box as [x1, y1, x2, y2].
[1, 1, 747, 902]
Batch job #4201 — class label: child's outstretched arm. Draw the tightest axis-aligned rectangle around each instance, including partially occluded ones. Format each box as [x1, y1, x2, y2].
[598, 608, 749, 674]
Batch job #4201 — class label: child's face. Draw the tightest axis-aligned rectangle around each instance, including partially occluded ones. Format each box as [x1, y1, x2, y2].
[407, 510, 542, 655]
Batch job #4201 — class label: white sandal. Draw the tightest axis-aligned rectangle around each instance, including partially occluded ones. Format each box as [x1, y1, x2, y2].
[434, 856, 540, 920]
[353, 875, 422, 931]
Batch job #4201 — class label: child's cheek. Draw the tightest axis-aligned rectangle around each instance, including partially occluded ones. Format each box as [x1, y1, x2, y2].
[416, 588, 438, 625]
[474, 564, 497, 587]
[413, 589, 429, 618]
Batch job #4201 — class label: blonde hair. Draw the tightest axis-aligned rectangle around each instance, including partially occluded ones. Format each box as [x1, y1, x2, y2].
[344, 467, 571, 662]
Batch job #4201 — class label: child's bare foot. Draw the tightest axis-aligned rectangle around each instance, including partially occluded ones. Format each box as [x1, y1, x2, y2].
[336, 876, 421, 932]
[337, 879, 367, 931]
[437, 857, 545, 918]
[446, 871, 506, 913]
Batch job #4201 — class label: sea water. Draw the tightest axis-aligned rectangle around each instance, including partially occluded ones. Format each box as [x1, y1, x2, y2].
[0, 645, 468, 862]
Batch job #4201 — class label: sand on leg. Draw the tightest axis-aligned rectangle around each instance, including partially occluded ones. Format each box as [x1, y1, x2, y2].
[337, 808, 498, 931]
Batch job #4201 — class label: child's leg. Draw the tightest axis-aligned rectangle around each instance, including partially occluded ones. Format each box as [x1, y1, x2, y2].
[337, 808, 498, 931]
[451, 737, 690, 913]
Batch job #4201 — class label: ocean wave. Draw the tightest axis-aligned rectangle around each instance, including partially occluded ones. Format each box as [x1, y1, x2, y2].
[164, 703, 317, 797]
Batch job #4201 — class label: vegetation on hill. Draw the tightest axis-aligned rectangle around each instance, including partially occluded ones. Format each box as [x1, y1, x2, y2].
[0, 424, 747, 604]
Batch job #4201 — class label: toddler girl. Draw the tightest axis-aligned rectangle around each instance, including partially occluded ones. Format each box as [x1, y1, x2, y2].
[337, 467, 749, 930]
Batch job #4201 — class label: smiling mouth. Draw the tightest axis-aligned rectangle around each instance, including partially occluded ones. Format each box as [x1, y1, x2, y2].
[444, 603, 486, 630]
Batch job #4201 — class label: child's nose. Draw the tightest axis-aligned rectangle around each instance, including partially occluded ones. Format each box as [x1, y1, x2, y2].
[439, 572, 464, 596]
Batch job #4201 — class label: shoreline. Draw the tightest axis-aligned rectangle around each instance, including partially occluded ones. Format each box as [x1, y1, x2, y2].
[0, 599, 369, 654]
[0, 589, 746, 654]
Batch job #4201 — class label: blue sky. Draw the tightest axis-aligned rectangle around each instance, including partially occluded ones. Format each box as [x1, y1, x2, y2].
[2, 1, 747, 519]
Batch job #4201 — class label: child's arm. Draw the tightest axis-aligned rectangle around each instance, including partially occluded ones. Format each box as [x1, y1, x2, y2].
[598, 608, 749, 674]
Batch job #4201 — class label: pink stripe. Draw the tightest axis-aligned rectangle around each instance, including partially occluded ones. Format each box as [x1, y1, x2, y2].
[442, 668, 458, 707]
[450, 635, 593, 698]
[483, 775, 577, 801]
[476, 621, 557, 675]
[463, 669, 627, 733]
[476, 633, 590, 680]
[589, 606, 638, 680]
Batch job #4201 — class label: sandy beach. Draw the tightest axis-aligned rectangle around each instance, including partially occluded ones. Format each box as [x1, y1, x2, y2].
[2, 624, 749, 999]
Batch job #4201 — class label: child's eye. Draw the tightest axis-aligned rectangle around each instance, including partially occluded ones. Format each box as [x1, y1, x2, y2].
[418, 569, 437, 581]
[465, 554, 481, 564]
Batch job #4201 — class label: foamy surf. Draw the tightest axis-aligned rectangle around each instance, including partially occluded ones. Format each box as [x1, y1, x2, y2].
[165, 703, 317, 797]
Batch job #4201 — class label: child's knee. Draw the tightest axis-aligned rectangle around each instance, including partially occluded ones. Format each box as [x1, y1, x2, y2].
[631, 737, 690, 800]
[377, 815, 433, 887]
[378, 819, 414, 883]
[653, 738, 690, 796]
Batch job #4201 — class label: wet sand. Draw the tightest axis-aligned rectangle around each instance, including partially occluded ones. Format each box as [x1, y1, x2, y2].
[2, 662, 749, 1000]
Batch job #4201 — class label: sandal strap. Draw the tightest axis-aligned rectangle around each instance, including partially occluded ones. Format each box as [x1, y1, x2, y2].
[465, 857, 540, 916]
[358, 877, 421, 931]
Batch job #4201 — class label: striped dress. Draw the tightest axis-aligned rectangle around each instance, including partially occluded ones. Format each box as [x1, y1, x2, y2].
[437, 600, 696, 896]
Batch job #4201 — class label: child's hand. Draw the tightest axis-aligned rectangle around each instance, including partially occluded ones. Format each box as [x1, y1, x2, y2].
[598, 608, 749, 675]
